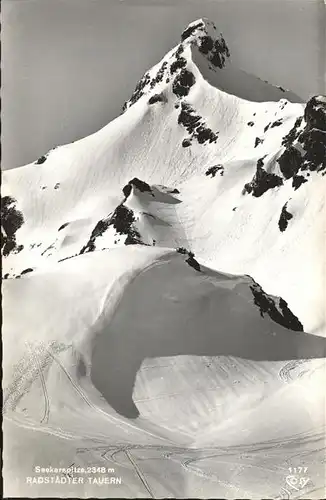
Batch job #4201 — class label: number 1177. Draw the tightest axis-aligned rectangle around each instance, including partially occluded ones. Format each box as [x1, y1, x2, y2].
[288, 467, 308, 474]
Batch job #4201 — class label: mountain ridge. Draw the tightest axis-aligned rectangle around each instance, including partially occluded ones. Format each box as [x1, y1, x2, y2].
[1, 18, 325, 336]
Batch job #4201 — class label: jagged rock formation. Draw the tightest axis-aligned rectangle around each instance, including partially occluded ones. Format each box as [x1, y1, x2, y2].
[249, 278, 303, 331]
[1, 196, 24, 257]
[80, 204, 142, 254]
[243, 157, 283, 197]
[277, 95, 326, 187]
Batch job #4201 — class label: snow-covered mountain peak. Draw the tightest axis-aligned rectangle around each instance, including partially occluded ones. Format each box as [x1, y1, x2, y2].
[122, 18, 302, 114]
[180, 17, 230, 69]
[2, 17, 325, 334]
[121, 18, 232, 112]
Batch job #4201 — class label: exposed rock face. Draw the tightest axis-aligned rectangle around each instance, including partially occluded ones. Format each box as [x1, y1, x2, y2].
[300, 128, 326, 170]
[81, 178, 156, 253]
[278, 203, 293, 232]
[270, 119, 283, 128]
[254, 137, 264, 148]
[21, 268, 34, 275]
[292, 175, 308, 190]
[176, 247, 201, 272]
[172, 69, 196, 98]
[276, 95, 326, 185]
[150, 61, 168, 88]
[123, 18, 231, 112]
[243, 157, 283, 197]
[170, 57, 187, 74]
[178, 102, 218, 144]
[1, 196, 24, 257]
[186, 252, 201, 272]
[110, 205, 142, 246]
[205, 165, 224, 177]
[180, 19, 230, 69]
[249, 279, 303, 331]
[148, 93, 166, 105]
[278, 146, 302, 179]
[182, 138, 192, 148]
[181, 21, 204, 42]
[58, 222, 69, 232]
[80, 204, 142, 254]
[243, 95, 326, 199]
[34, 147, 58, 165]
[122, 72, 151, 111]
[281, 116, 303, 149]
[304, 95, 326, 131]
[35, 155, 47, 165]
[123, 178, 154, 198]
[198, 33, 230, 69]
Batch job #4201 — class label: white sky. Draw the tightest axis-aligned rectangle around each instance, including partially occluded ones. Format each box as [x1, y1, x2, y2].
[2, 0, 325, 169]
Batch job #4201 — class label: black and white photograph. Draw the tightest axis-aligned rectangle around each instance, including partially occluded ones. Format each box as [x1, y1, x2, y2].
[1, 0, 326, 498]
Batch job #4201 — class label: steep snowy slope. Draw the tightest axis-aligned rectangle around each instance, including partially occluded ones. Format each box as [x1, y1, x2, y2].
[1, 19, 325, 336]
[3, 248, 326, 498]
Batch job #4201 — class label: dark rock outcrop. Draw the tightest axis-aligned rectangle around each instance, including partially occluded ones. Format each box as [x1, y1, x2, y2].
[292, 175, 308, 190]
[170, 57, 187, 74]
[205, 165, 224, 177]
[249, 279, 303, 331]
[80, 203, 142, 254]
[278, 203, 293, 232]
[123, 178, 154, 197]
[21, 268, 34, 275]
[304, 95, 326, 131]
[150, 61, 168, 88]
[182, 138, 191, 148]
[198, 33, 230, 69]
[58, 222, 69, 232]
[1, 196, 24, 257]
[198, 35, 214, 54]
[172, 69, 196, 98]
[178, 102, 218, 145]
[300, 128, 326, 170]
[122, 72, 151, 111]
[277, 96, 326, 187]
[277, 146, 303, 179]
[243, 157, 283, 197]
[148, 93, 165, 105]
[176, 247, 201, 272]
[181, 21, 203, 42]
[281, 116, 303, 148]
[271, 119, 283, 128]
[254, 137, 264, 148]
[35, 155, 47, 165]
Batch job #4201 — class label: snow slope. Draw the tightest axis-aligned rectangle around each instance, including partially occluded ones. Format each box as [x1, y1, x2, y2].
[2, 19, 325, 334]
[3, 248, 326, 498]
[2, 17, 326, 498]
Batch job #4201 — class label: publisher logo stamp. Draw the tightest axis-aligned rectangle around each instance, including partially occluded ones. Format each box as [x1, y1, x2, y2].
[285, 467, 310, 491]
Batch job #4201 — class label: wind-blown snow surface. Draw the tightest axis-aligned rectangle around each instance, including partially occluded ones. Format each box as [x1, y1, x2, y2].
[2, 18, 326, 498]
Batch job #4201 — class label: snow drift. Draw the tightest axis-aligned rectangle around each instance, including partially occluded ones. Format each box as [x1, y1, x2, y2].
[3, 248, 326, 497]
[2, 17, 326, 498]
